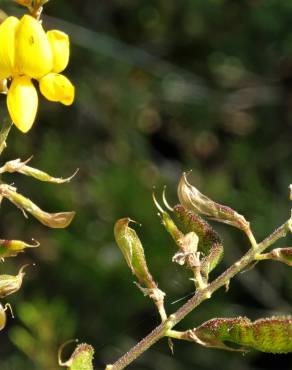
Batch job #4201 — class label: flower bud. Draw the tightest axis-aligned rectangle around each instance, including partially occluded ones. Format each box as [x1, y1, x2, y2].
[178, 172, 249, 231]
[0, 184, 75, 228]
[114, 218, 156, 289]
[0, 239, 39, 259]
[0, 264, 29, 297]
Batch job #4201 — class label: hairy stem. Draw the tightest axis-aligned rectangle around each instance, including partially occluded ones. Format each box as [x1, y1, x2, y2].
[106, 219, 290, 370]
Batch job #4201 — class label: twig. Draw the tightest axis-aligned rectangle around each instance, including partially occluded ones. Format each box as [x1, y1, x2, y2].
[105, 219, 291, 370]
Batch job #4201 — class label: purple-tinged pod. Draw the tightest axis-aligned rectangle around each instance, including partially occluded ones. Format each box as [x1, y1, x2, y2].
[0, 264, 29, 297]
[178, 172, 249, 231]
[0, 239, 39, 259]
[173, 204, 222, 257]
[184, 316, 292, 353]
[172, 204, 224, 278]
[153, 191, 223, 278]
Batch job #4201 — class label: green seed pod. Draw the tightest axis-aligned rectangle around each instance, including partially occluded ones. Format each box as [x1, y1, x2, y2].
[186, 316, 292, 353]
[114, 218, 167, 319]
[0, 158, 78, 184]
[0, 184, 75, 228]
[59, 341, 94, 370]
[114, 218, 156, 290]
[0, 239, 39, 259]
[178, 172, 249, 231]
[0, 264, 29, 297]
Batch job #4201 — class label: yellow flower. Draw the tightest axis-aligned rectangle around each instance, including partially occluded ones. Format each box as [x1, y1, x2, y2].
[0, 14, 74, 133]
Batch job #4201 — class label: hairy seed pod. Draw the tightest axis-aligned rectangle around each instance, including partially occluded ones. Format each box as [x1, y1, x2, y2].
[59, 341, 94, 370]
[173, 204, 224, 277]
[186, 316, 292, 353]
[173, 204, 222, 257]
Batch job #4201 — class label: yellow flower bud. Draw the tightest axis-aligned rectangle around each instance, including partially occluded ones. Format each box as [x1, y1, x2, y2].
[7, 75, 38, 133]
[0, 16, 19, 79]
[47, 30, 70, 73]
[15, 15, 53, 79]
[39, 73, 75, 105]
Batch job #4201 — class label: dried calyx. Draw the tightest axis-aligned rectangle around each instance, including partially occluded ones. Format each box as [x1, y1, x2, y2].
[177, 172, 249, 231]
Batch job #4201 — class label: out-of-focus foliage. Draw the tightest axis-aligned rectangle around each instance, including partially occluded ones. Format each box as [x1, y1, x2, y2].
[0, 0, 291, 369]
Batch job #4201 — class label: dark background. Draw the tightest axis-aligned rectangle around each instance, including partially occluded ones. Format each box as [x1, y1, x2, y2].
[0, 0, 292, 369]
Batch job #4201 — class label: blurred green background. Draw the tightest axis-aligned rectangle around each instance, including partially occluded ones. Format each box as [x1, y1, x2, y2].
[0, 0, 292, 369]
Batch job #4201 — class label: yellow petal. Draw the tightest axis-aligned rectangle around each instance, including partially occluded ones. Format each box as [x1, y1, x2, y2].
[47, 30, 70, 73]
[15, 15, 53, 79]
[0, 17, 19, 80]
[7, 76, 38, 133]
[39, 73, 74, 105]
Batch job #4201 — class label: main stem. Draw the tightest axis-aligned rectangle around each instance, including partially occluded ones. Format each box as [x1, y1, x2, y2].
[106, 219, 290, 370]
